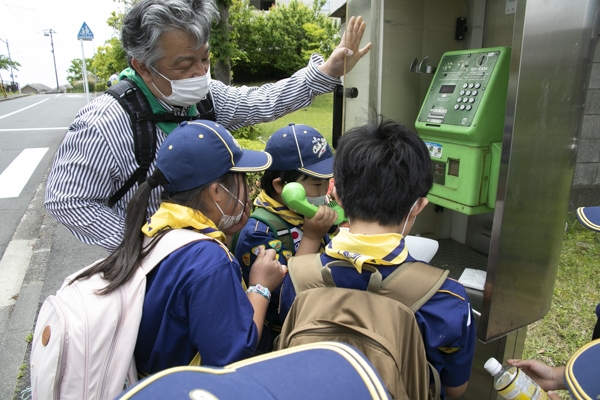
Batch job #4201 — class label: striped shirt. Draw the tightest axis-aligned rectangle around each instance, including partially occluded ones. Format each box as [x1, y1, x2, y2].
[45, 54, 340, 252]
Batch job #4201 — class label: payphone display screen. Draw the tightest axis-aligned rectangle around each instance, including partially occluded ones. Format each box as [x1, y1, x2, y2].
[417, 50, 503, 127]
[439, 85, 456, 94]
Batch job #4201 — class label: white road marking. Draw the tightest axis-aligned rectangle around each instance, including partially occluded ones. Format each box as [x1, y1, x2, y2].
[0, 127, 68, 132]
[0, 148, 49, 198]
[0, 239, 36, 307]
[0, 99, 50, 120]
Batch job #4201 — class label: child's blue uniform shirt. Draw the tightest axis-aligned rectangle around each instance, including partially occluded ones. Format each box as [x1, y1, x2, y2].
[135, 238, 258, 373]
[279, 252, 476, 397]
[235, 216, 330, 352]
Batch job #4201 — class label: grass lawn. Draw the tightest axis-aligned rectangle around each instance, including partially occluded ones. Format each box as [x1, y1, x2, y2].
[254, 92, 334, 143]
[249, 95, 600, 399]
[522, 220, 599, 399]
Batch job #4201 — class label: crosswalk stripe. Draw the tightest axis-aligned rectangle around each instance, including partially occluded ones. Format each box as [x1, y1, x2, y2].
[0, 148, 49, 198]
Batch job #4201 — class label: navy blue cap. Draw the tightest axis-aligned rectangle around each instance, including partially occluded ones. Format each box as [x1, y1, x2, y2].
[565, 338, 600, 399]
[265, 124, 334, 179]
[157, 120, 272, 193]
[117, 342, 390, 400]
[576, 206, 600, 232]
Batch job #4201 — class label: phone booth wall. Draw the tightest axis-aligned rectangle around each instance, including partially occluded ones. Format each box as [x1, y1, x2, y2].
[339, 0, 599, 399]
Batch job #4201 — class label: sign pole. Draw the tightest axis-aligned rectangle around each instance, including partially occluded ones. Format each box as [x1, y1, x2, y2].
[80, 39, 89, 103]
[76, 22, 94, 103]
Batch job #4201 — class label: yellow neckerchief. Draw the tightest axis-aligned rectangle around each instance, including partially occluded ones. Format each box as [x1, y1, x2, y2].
[140, 203, 245, 371]
[254, 190, 304, 226]
[324, 229, 409, 273]
[142, 202, 226, 243]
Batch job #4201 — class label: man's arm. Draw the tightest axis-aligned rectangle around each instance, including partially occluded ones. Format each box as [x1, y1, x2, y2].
[211, 53, 340, 130]
[44, 96, 148, 252]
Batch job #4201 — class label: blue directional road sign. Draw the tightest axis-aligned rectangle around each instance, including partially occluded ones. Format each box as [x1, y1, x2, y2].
[77, 22, 94, 41]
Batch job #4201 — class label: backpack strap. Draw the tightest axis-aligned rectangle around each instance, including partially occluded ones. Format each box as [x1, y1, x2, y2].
[288, 255, 449, 310]
[378, 261, 449, 313]
[106, 79, 158, 208]
[105, 83, 217, 208]
[196, 92, 216, 121]
[250, 208, 294, 252]
[288, 253, 446, 400]
[140, 229, 213, 275]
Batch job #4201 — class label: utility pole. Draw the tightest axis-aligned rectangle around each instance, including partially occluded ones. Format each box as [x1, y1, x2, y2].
[0, 37, 16, 92]
[43, 29, 60, 93]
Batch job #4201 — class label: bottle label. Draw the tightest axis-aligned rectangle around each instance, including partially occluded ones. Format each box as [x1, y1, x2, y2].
[498, 372, 548, 400]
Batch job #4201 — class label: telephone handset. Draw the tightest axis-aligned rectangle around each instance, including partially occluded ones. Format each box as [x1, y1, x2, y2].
[281, 182, 347, 225]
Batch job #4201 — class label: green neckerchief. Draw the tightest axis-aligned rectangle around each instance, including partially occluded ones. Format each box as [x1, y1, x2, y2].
[119, 68, 197, 135]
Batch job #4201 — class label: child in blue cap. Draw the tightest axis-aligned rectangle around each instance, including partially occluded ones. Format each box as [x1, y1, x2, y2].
[234, 123, 339, 353]
[71, 120, 286, 373]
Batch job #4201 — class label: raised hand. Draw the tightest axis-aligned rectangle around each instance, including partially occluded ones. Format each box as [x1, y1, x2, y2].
[318, 16, 373, 78]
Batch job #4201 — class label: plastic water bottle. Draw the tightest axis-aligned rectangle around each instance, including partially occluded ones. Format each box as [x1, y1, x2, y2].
[484, 357, 548, 400]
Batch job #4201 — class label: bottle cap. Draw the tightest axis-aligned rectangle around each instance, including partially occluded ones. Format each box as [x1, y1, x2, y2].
[484, 357, 502, 376]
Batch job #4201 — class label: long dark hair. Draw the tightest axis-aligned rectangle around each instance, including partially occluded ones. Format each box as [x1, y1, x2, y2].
[72, 169, 247, 295]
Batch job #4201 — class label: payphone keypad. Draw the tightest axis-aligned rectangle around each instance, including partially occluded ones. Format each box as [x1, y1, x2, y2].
[417, 51, 502, 127]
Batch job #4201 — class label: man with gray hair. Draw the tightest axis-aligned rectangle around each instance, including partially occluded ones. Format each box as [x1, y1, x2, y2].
[45, 0, 371, 252]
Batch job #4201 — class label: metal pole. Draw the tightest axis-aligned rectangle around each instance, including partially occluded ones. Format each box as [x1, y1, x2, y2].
[0, 37, 15, 92]
[44, 29, 60, 93]
[80, 39, 90, 103]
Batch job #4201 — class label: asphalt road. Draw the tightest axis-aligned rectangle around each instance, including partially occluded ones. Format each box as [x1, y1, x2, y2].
[0, 93, 108, 399]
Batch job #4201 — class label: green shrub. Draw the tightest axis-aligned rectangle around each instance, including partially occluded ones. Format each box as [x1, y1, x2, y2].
[237, 138, 266, 201]
[231, 125, 264, 141]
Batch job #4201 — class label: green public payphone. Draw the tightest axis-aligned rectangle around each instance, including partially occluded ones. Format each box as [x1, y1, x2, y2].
[415, 47, 510, 215]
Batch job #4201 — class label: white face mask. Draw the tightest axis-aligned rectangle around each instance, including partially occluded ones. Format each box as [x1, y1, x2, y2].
[306, 195, 328, 206]
[213, 184, 244, 231]
[151, 67, 211, 107]
[401, 199, 420, 237]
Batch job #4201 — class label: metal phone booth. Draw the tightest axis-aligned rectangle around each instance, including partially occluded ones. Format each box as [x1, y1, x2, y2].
[335, 0, 599, 398]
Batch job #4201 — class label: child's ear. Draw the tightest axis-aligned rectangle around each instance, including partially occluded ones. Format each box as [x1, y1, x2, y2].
[412, 197, 429, 217]
[330, 185, 343, 208]
[272, 177, 285, 195]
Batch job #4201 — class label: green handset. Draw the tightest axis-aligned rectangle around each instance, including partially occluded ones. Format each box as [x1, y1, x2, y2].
[281, 182, 347, 225]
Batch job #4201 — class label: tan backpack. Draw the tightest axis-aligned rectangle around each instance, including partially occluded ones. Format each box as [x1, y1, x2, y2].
[276, 254, 448, 400]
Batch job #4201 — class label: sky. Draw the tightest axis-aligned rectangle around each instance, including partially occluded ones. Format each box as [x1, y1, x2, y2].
[0, 0, 124, 88]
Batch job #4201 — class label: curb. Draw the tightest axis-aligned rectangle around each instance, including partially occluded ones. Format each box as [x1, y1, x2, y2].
[0, 171, 54, 400]
[0, 94, 31, 102]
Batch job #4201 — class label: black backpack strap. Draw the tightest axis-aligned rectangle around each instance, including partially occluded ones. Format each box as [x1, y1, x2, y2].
[196, 92, 216, 121]
[105, 82, 217, 208]
[105, 79, 157, 207]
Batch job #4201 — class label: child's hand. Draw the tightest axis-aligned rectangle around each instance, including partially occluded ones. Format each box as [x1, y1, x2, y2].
[249, 247, 286, 292]
[505, 359, 566, 391]
[303, 205, 338, 241]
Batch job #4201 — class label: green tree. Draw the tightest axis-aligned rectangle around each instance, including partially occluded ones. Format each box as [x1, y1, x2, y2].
[0, 54, 20, 74]
[67, 58, 94, 86]
[92, 38, 128, 82]
[230, 0, 339, 82]
[211, 0, 234, 85]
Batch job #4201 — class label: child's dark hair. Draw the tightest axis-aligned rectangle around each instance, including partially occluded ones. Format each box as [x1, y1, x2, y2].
[260, 170, 309, 198]
[334, 119, 433, 226]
